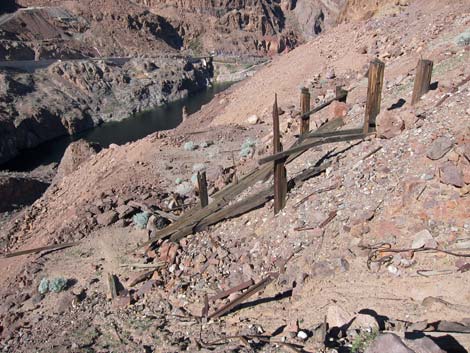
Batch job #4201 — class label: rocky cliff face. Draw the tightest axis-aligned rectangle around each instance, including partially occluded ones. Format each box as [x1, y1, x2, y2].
[0, 56, 213, 164]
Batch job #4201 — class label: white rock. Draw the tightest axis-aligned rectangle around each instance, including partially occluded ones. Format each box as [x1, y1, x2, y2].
[247, 115, 260, 125]
[411, 229, 437, 249]
[297, 330, 308, 340]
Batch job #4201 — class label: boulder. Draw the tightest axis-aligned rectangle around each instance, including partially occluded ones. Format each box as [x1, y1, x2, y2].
[365, 334, 414, 353]
[349, 313, 380, 331]
[55, 140, 101, 180]
[376, 111, 405, 139]
[405, 336, 446, 353]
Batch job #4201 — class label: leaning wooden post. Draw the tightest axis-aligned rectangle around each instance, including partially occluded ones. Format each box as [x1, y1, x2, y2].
[411, 59, 433, 105]
[336, 86, 348, 103]
[300, 87, 311, 135]
[363, 59, 385, 134]
[197, 171, 209, 208]
[273, 94, 287, 214]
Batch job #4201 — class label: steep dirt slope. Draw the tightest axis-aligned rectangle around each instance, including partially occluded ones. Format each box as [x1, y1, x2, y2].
[1, 0, 470, 351]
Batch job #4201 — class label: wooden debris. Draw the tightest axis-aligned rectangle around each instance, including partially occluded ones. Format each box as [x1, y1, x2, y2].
[273, 94, 287, 214]
[258, 133, 369, 165]
[411, 59, 434, 105]
[197, 171, 209, 208]
[319, 210, 337, 228]
[140, 117, 345, 250]
[2, 241, 80, 259]
[119, 262, 165, 269]
[294, 183, 339, 208]
[107, 273, 119, 299]
[209, 279, 255, 302]
[363, 59, 385, 134]
[128, 270, 154, 287]
[300, 87, 311, 135]
[208, 272, 279, 319]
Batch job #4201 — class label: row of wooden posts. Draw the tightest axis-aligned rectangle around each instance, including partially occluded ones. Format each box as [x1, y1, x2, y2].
[195, 58, 434, 215]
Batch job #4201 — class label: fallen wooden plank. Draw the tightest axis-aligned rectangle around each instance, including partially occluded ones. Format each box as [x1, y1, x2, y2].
[258, 133, 369, 165]
[1, 241, 80, 259]
[140, 118, 345, 249]
[208, 272, 278, 319]
[209, 279, 255, 302]
[170, 163, 330, 242]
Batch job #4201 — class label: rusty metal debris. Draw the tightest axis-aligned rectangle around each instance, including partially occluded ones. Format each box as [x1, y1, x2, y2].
[363, 243, 470, 271]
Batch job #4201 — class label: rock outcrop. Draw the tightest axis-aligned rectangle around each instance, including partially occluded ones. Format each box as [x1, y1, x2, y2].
[0, 56, 213, 164]
[0, 172, 49, 212]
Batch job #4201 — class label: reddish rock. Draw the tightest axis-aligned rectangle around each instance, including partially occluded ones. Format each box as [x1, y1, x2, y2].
[96, 210, 118, 226]
[55, 140, 102, 181]
[329, 101, 349, 118]
[439, 162, 464, 188]
[376, 111, 405, 139]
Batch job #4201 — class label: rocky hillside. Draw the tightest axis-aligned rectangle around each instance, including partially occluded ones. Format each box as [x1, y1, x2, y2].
[9, 0, 395, 59]
[0, 0, 469, 352]
[0, 56, 213, 164]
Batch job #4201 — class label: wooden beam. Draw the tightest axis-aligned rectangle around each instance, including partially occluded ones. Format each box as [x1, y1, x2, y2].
[2, 241, 79, 258]
[139, 118, 345, 249]
[273, 94, 287, 214]
[411, 59, 433, 105]
[363, 59, 385, 134]
[259, 133, 369, 165]
[300, 87, 311, 135]
[197, 171, 209, 208]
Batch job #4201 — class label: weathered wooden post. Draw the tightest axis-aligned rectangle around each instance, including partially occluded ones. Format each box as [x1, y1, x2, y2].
[300, 87, 311, 135]
[411, 59, 433, 105]
[336, 86, 348, 103]
[363, 59, 385, 134]
[273, 94, 287, 214]
[197, 171, 209, 208]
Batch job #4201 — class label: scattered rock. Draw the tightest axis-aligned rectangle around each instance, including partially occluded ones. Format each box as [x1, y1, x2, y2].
[97, 210, 118, 226]
[327, 305, 352, 329]
[376, 111, 405, 139]
[439, 162, 464, 188]
[183, 141, 197, 151]
[411, 229, 437, 249]
[365, 333, 414, 353]
[405, 336, 447, 353]
[297, 330, 308, 340]
[325, 68, 336, 79]
[246, 114, 260, 125]
[350, 313, 380, 331]
[330, 101, 349, 118]
[427, 137, 454, 160]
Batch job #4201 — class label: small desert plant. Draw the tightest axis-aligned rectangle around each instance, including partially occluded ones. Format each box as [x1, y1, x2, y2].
[351, 329, 379, 353]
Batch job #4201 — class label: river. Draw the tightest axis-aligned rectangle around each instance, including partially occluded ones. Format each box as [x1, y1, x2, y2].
[4, 82, 233, 172]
